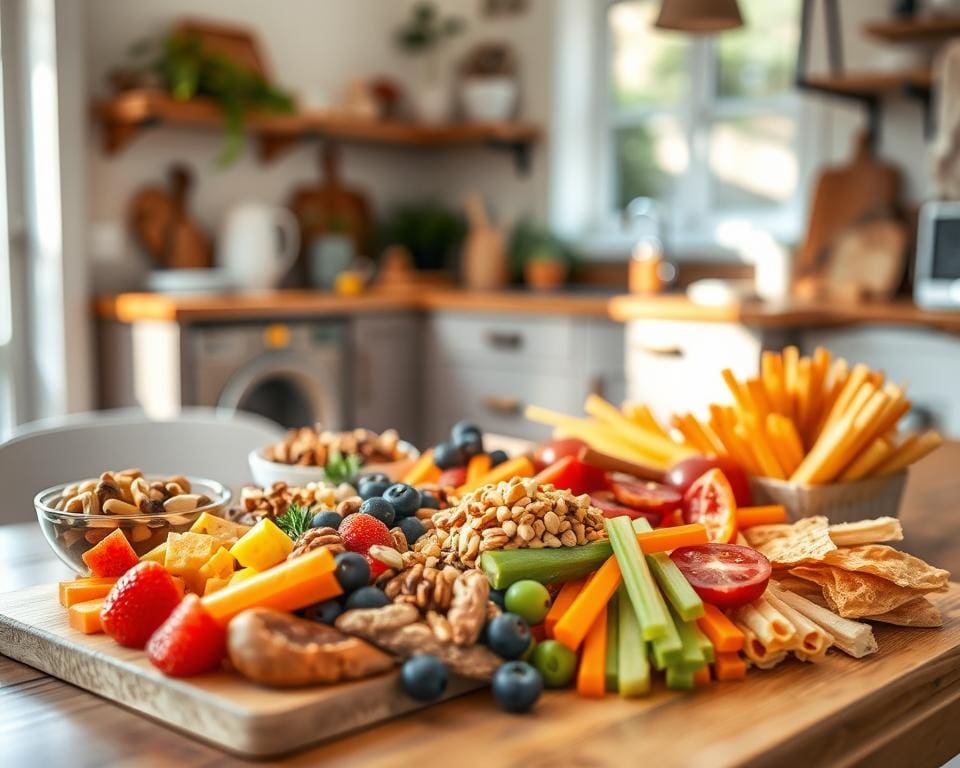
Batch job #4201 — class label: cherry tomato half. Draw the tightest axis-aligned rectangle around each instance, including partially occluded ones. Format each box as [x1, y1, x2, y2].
[670, 543, 771, 609]
[590, 492, 662, 527]
[541, 457, 608, 495]
[610, 480, 682, 517]
[666, 456, 752, 507]
[681, 468, 738, 543]
[533, 438, 588, 472]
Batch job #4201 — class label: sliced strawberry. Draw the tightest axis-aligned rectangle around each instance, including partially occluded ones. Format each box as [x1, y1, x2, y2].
[339, 513, 393, 555]
[147, 594, 226, 677]
[365, 554, 391, 580]
[82, 529, 139, 578]
[100, 561, 182, 648]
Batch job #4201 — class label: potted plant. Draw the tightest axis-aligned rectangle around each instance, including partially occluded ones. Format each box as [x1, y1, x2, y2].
[510, 219, 575, 291]
[459, 43, 519, 122]
[395, 2, 465, 122]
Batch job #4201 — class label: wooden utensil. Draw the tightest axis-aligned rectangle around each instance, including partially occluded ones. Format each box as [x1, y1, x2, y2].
[797, 131, 901, 276]
[128, 164, 212, 270]
[461, 193, 508, 290]
[825, 217, 908, 300]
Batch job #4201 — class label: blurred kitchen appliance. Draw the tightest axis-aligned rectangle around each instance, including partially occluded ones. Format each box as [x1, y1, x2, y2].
[217, 203, 300, 289]
[914, 200, 960, 309]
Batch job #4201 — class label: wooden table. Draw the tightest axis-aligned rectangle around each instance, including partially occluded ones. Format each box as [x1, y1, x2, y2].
[4, 445, 960, 768]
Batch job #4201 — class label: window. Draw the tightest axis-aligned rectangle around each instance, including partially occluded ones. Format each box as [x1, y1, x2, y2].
[596, 0, 806, 252]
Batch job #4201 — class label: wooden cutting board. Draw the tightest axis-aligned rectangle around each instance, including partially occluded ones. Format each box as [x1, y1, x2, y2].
[0, 584, 482, 758]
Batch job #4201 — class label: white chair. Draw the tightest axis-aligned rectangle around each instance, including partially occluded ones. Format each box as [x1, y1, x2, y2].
[0, 408, 285, 525]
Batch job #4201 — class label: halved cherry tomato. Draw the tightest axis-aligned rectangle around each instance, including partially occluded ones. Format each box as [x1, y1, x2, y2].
[438, 466, 468, 488]
[590, 492, 662, 527]
[666, 456, 752, 507]
[681, 468, 738, 543]
[609, 480, 682, 524]
[539, 457, 608, 495]
[533, 438, 588, 472]
[670, 544, 771, 609]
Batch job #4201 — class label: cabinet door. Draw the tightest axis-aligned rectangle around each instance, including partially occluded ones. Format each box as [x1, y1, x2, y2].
[801, 326, 960, 436]
[351, 314, 422, 444]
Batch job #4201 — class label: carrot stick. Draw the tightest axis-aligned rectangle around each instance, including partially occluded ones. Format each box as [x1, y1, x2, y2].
[623, 402, 671, 440]
[554, 556, 621, 651]
[636, 523, 709, 553]
[694, 665, 712, 687]
[576, 605, 608, 698]
[736, 505, 788, 528]
[714, 652, 747, 681]
[783, 346, 800, 421]
[465, 453, 492, 485]
[402, 449, 441, 486]
[457, 456, 535, 494]
[545, 578, 586, 638]
[696, 604, 744, 653]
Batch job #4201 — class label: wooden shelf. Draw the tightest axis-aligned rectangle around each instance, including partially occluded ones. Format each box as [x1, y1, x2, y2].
[96, 90, 542, 171]
[864, 16, 960, 42]
[801, 68, 933, 98]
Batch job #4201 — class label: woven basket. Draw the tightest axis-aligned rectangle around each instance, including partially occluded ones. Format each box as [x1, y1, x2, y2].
[749, 472, 908, 524]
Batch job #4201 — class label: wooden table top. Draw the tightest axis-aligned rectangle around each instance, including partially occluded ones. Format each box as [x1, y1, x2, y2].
[4, 443, 960, 767]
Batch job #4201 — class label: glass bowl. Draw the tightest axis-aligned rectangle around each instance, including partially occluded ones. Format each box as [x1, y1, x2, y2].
[35, 476, 231, 574]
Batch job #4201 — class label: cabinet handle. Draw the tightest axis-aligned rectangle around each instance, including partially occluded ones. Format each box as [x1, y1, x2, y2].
[631, 342, 684, 358]
[485, 331, 523, 350]
[481, 395, 522, 416]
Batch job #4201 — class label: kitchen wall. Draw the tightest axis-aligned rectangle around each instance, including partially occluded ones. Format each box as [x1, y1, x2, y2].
[84, 0, 553, 280]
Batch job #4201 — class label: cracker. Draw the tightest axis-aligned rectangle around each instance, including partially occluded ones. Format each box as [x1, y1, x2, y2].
[865, 596, 942, 628]
[788, 564, 924, 618]
[823, 545, 950, 592]
[755, 516, 836, 567]
[827, 517, 903, 547]
[742, 524, 792, 548]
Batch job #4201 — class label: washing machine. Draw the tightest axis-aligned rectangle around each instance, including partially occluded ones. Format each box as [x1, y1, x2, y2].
[184, 320, 349, 430]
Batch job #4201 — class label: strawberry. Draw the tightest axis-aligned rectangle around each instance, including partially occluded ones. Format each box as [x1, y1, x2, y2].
[146, 594, 226, 677]
[339, 513, 392, 555]
[100, 561, 182, 648]
[365, 553, 391, 580]
[438, 466, 468, 488]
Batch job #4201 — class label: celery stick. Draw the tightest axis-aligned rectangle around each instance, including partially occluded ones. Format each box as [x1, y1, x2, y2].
[605, 591, 619, 692]
[693, 622, 715, 664]
[648, 552, 705, 622]
[605, 516, 669, 641]
[616, 585, 650, 697]
[671, 604, 706, 670]
[666, 666, 695, 690]
[480, 542, 612, 589]
[650, 597, 683, 670]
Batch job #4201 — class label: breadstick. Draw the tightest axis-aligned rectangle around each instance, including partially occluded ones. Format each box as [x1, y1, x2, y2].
[783, 346, 799, 421]
[820, 363, 869, 436]
[795, 358, 812, 440]
[839, 437, 894, 482]
[735, 422, 785, 480]
[764, 590, 833, 662]
[875, 431, 943, 476]
[761, 351, 788, 415]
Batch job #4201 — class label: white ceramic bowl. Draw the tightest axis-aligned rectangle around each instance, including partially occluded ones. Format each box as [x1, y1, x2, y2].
[248, 441, 420, 488]
[461, 77, 518, 122]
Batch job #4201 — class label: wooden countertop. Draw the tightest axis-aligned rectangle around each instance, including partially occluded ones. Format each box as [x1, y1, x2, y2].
[96, 289, 617, 324]
[3, 443, 960, 767]
[609, 294, 960, 334]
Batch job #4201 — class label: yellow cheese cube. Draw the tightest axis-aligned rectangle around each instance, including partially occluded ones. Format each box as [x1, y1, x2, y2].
[164, 532, 221, 577]
[199, 547, 236, 580]
[189, 512, 250, 543]
[229, 519, 293, 570]
[203, 576, 231, 596]
[229, 567, 259, 585]
[139, 541, 167, 564]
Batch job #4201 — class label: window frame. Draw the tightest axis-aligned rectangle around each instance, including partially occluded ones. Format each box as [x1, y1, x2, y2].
[582, 0, 820, 258]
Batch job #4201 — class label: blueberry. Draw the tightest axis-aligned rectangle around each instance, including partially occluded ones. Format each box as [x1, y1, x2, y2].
[433, 441, 465, 470]
[488, 588, 506, 610]
[344, 586, 391, 610]
[454, 427, 484, 458]
[398, 516, 427, 546]
[359, 479, 391, 500]
[491, 661, 543, 713]
[383, 483, 422, 517]
[488, 449, 509, 467]
[359, 472, 390, 485]
[486, 612, 532, 660]
[334, 551, 370, 593]
[419, 492, 441, 510]
[400, 654, 448, 702]
[360, 497, 395, 527]
[451, 420, 481, 440]
[302, 599, 342, 625]
[311, 510, 343, 530]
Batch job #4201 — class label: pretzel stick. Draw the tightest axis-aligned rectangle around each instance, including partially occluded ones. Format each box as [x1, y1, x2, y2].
[875, 431, 943, 476]
[839, 437, 894, 482]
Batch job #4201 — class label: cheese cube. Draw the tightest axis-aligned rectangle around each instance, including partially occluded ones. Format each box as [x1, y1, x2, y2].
[199, 547, 236, 580]
[229, 519, 293, 570]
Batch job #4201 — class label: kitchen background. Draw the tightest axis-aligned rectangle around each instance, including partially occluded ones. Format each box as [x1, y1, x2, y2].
[1, 0, 957, 449]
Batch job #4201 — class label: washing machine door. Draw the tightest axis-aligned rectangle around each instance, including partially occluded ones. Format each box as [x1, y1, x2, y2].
[217, 352, 343, 430]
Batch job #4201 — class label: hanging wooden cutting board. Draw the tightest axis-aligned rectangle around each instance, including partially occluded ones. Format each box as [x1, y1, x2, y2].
[797, 131, 901, 276]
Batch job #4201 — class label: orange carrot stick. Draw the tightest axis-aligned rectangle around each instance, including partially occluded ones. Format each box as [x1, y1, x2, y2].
[576, 606, 608, 698]
[694, 665, 712, 687]
[714, 651, 747, 681]
[466, 453, 492, 485]
[532, 455, 576, 488]
[68, 598, 105, 634]
[402, 449, 441, 486]
[58, 577, 118, 607]
[736, 505, 788, 528]
[697, 604, 745, 653]
[457, 456, 535, 494]
[636, 523, 709, 554]
[554, 557, 621, 651]
[545, 577, 586, 638]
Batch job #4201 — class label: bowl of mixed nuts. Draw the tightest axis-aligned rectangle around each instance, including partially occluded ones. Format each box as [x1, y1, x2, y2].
[35, 468, 230, 573]
[249, 427, 418, 489]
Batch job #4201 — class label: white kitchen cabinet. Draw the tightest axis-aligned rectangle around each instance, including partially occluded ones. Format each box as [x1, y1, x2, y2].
[801, 326, 960, 437]
[351, 313, 423, 445]
[423, 313, 625, 444]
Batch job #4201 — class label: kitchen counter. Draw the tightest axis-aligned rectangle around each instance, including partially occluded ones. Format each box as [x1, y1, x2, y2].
[96, 289, 618, 324]
[609, 294, 960, 334]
